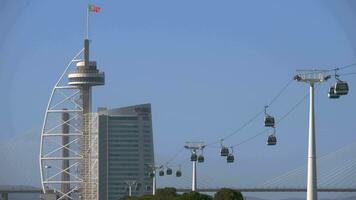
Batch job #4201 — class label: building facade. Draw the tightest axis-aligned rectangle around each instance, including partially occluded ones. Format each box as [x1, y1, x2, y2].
[98, 104, 155, 200]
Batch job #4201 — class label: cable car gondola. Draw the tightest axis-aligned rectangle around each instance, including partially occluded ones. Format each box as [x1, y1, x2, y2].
[227, 154, 234, 163]
[198, 155, 204, 163]
[220, 139, 229, 157]
[149, 172, 155, 178]
[220, 147, 229, 157]
[191, 153, 197, 162]
[159, 170, 164, 176]
[328, 86, 340, 99]
[267, 135, 277, 146]
[176, 165, 182, 177]
[264, 106, 275, 127]
[166, 168, 172, 175]
[334, 80, 349, 96]
[267, 128, 277, 146]
[226, 147, 235, 163]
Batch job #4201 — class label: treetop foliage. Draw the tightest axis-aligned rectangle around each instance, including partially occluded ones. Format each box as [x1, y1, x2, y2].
[119, 187, 244, 200]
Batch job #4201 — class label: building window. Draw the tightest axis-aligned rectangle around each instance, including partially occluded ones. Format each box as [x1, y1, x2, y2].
[146, 185, 152, 191]
[142, 117, 150, 121]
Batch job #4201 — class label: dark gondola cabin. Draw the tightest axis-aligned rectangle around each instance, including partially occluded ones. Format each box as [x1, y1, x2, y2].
[166, 168, 172, 175]
[220, 147, 229, 157]
[267, 135, 277, 146]
[198, 155, 205, 163]
[264, 115, 275, 127]
[191, 153, 198, 162]
[227, 154, 235, 163]
[328, 86, 340, 99]
[334, 81, 349, 95]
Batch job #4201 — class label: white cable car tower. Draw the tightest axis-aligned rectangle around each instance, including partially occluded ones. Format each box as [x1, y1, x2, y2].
[294, 69, 330, 200]
[39, 13, 104, 199]
[184, 142, 205, 192]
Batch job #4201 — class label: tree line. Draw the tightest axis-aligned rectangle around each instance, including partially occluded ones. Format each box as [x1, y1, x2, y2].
[119, 187, 244, 200]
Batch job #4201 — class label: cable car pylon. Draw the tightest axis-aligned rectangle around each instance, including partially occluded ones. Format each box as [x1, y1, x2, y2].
[294, 69, 330, 200]
[184, 142, 205, 192]
[145, 164, 163, 195]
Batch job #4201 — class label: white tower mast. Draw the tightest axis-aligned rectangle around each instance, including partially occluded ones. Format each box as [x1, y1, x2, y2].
[184, 142, 205, 192]
[294, 70, 330, 200]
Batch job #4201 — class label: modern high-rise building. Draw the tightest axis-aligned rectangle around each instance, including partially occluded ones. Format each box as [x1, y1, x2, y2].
[98, 104, 155, 200]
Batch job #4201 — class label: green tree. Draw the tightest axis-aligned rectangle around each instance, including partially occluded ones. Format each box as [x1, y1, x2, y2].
[152, 187, 178, 200]
[177, 191, 212, 200]
[156, 187, 178, 197]
[119, 196, 140, 200]
[213, 188, 243, 200]
[139, 195, 154, 200]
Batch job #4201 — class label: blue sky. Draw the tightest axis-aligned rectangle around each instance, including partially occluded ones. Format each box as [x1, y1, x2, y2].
[1, 0, 356, 199]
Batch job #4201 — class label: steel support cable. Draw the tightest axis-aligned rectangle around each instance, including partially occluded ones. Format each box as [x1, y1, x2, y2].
[317, 143, 356, 186]
[323, 166, 356, 188]
[335, 62, 356, 71]
[318, 158, 356, 187]
[266, 79, 295, 107]
[348, 168, 356, 186]
[260, 166, 306, 188]
[327, 163, 356, 188]
[258, 157, 310, 187]
[157, 174, 190, 189]
[319, 159, 356, 187]
[165, 147, 185, 165]
[205, 78, 295, 147]
[322, 159, 356, 187]
[204, 110, 264, 147]
[338, 71, 356, 77]
[175, 160, 217, 188]
[268, 154, 348, 188]
[311, 147, 356, 187]
[260, 141, 356, 189]
[300, 62, 356, 76]
[0, 126, 39, 148]
[167, 173, 191, 188]
[181, 173, 211, 188]
[177, 175, 194, 187]
[232, 92, 309, 148]
[273, 168, 305, 187]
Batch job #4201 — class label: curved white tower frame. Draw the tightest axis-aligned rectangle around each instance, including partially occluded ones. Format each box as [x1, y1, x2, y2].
[40, 42, 103, 200]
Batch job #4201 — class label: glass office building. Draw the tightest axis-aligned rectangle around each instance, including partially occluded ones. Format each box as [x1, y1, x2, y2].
[98, 104, 155, 200]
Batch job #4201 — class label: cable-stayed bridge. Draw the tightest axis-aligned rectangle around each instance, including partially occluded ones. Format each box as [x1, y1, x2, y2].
[2, 132, 356, 199]
[163, 141, 356, 193]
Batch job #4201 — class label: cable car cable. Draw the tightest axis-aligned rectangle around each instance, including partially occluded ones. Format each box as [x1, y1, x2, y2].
[232, 92, 309, 147]
[338, 71, 356, 77]
[205, 78, 294, 147]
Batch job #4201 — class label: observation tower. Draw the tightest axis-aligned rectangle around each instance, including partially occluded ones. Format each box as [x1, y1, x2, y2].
[39, 38, 104, 200]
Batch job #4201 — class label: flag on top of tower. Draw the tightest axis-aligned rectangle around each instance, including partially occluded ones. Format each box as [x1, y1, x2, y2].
[88, 4, 101, 13]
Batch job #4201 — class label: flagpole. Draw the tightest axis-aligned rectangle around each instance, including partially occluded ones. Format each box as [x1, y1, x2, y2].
[86, 5, 89, 39]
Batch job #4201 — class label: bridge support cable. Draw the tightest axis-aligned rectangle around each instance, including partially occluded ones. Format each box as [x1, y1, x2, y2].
[259, 141, 356, 190]
[322, 159, 356, 188]
[319, 158, 356, 187]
